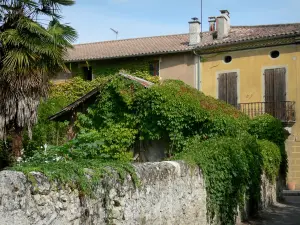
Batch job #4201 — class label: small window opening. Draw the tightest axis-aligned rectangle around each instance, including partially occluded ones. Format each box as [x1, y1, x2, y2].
[83, 66, 93, 81]
[149, 61, 159, 76]
[270, 50, 280, 59]
[224, 56, 232, 63]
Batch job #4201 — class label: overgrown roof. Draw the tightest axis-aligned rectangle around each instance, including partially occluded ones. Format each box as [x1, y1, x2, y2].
[65, 23, 300, 62]
[48, 73, 154, 122]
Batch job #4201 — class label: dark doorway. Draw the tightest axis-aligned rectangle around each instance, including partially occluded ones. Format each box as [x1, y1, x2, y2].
[83, 67, 93, 81]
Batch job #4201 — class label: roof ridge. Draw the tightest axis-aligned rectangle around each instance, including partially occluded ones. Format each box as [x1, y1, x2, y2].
[232, 23, 300, 28]
[74, 33, 190, 46]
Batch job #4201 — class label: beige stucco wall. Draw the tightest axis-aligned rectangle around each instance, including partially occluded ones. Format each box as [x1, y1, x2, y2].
[201, 44, 300, 188]
[52, 72, 73, 84]
[160, 53, 196, 88]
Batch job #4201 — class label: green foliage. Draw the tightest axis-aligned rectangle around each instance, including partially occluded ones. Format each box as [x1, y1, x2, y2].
[249, 114, 285, 146]
[258, 140, 282, 182]
[23, 76, 113, 158]
[0, 1, 77, 160]
[50, 76, 113, 102]
[70, 57, 160, 83]
[18, 76, 284, 221]
[12, 159, 138, 196]
[77, 76, 144, 131]
[249, 114, 287, 175]
[134, 80, 249, 153]
[47, 126, 136, 162]
[175, 135, 262, 225]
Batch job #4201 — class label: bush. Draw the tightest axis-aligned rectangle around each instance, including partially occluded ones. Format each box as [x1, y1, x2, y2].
[249, 114, 285, 146]
[249, 114, 287, 175]
[258, 139, 282, 182]
[23, 76, 115, 158]
[175, 135, 262, 225]
[135, 80, 249, 153]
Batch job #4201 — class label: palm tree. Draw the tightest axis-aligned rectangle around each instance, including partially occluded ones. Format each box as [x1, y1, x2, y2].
[0, 0, 77, 161]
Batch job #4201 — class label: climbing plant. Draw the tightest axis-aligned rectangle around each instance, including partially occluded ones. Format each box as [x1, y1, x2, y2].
[249, 114, 288, 175]
[175, 134, 263, 225]
[69, 57, 160, 83]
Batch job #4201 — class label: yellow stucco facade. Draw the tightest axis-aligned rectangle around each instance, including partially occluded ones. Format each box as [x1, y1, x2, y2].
[200, 44, 300, 189]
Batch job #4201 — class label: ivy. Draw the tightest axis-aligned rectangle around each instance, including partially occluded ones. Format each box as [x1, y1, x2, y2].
[14, 76, 284, 222]
[12, 159, 138, 196]
[249, 114, 288, 175]
[175, 135, 263, 225]
[69, 57, 160, 83]
[258, 139, 282, 182]
[134, 80, 249, 153]
[23, 76, 114, 158]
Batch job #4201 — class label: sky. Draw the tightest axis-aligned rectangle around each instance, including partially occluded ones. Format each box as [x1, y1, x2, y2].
[61, 0, 300, 44]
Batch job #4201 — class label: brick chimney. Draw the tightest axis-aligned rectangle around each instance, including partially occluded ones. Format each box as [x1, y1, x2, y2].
[208, 17, 216, 31]
[189, 17, 201, 45]
[216, 10, 230, 38]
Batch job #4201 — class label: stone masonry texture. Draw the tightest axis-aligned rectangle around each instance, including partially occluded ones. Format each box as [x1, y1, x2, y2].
[0, 161, 207, 225]
[0, 161, 278, 225]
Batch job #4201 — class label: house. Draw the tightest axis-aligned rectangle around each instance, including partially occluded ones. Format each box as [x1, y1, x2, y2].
[55, 10, 300, 188]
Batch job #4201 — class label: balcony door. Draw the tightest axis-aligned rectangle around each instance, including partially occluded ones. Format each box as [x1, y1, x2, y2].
[264, 67, 286, 119]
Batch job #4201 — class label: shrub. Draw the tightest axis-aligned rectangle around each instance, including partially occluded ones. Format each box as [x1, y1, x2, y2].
[23, 76, 114, 158]
[258, 139, 282, 182]
[249, 114, 285, 146]
[249, 114, 287, 175]
[175, 135, 262, 225]
[134, 80, 250, 153]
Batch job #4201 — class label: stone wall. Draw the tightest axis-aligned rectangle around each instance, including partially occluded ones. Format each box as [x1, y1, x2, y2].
[0, 161, 279, 225]
[0, 161, 207, 225]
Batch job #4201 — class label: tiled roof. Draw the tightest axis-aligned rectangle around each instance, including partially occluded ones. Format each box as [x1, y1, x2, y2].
[65, 23, 300, 62]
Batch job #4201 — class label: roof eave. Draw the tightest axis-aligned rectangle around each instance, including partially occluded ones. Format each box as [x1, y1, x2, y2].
[195, 33, 300, 53]
[64, 49, 192, 63]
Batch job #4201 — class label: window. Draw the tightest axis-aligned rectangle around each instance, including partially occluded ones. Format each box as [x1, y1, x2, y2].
[224, 56, 232, 63]
[149, 61, 159, 76]
[270, 50, 280, 59]
[83, 66, 93, 81]
[218, 72, 238, 107]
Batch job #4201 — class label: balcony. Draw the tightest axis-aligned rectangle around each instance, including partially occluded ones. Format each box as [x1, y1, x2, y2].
[238, 101, 296, 124]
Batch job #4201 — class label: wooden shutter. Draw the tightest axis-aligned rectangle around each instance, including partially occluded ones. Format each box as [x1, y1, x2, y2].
[274, 68, 286, 120]
[218, 72, 238, 107]
[227, 72, 238, 107]
[218, 73, 227, 102]
[264, 69, 275, 102]
[264, 68, 286, 118]
[274, 68, 286, 102]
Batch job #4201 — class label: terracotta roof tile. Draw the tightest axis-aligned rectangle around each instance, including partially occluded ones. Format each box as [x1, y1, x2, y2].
[65, 23, 300, 62]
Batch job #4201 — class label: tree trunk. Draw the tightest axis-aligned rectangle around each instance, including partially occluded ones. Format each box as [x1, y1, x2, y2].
[12, 127, 23, 160]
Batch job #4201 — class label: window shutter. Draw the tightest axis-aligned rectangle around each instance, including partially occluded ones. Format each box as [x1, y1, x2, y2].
[227, 72, 238, 107]
[274, 68, 286, 102]
[218, 73, 227, 102]
[264, 69, 274, 102]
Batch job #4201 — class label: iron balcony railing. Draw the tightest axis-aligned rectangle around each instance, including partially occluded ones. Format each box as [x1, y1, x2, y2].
[238, 101, 296, 123]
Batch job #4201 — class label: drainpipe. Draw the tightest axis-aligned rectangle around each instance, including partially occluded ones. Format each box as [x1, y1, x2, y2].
[193, 50, 202, 91]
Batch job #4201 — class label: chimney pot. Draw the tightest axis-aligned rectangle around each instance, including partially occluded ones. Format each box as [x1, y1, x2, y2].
[220, 10, 230, 17]
[189, 18, 201, 45]
[208, 16, 216, 32]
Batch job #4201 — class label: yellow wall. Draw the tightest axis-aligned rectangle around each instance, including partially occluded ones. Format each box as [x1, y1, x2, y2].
[201, 45, 299, 104]
[201, 44, 300, 187]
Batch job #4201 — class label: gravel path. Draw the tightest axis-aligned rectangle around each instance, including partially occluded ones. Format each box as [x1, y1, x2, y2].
[242, 196, 300, 225]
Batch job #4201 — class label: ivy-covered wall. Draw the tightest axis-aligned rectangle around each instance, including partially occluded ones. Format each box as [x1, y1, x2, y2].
[68, 56, 160, 83]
